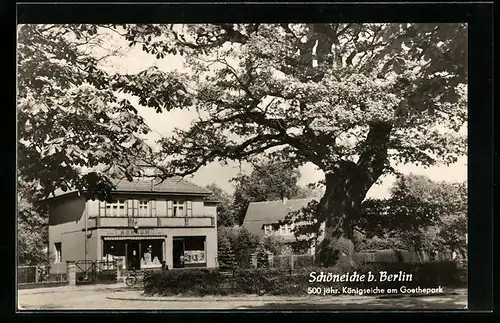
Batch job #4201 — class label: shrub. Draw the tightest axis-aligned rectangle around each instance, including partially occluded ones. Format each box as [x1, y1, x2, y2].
[218, 235, 236, 267]
[96, 270, 117, 283]
[218, 227, 259, 268]
[261, 235, 285, 255]
[256, 244, 269, 268]
[144, 268, 225, 296]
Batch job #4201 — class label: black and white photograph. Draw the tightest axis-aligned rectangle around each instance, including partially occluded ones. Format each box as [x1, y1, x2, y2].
[17, 16, 474, 311]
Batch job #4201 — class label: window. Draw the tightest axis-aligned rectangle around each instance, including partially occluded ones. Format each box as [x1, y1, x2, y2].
[183, 236, 206, 265]
[138, 200, 149, 217]
[54, 243, 62, 263]
[173, 200, 184, 217]
[280, 225, 287, 235]
[106, 199, 126, 217]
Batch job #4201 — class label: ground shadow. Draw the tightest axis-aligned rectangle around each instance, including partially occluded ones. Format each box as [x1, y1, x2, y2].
[235, 296, 467, 310]
[94, 286, 144, 293]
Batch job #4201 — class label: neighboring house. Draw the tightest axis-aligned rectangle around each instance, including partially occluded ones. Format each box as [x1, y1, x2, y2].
[44, 176, 219, 274]
[242, 197, 325, 255]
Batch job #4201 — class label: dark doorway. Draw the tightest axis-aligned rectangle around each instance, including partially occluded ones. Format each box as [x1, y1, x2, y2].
[172, 239, 184, 268]
[126, 241, 140, 270]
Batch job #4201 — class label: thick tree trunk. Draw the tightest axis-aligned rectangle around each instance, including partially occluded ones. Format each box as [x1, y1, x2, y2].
[315, 122, 392, 268]
[314, 165, 367, 268]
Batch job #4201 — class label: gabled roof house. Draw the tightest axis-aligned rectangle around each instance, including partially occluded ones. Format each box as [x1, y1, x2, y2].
[242, 197, 325, 254]
[45, 175, 219, 275]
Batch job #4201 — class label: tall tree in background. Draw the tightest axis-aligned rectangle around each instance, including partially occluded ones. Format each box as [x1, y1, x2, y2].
[18, 180, 50, 265]
[18, 23, 467, 265]
[205, 183, 235, 227]
[232, 160, 312, 225]
[358, 174, 467, 258]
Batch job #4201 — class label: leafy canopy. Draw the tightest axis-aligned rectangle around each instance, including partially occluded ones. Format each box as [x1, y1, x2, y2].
[17, 24, 190, 201]
[18, 23, 467, 212]
[148, 23, 467, 178]
[358, 174, 467, 254]
[205, 183, 235, 227]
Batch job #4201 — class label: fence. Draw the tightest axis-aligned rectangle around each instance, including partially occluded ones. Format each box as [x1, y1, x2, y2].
[74, 260, 117, 283]
[353, 250, 457, 264]
[18, 265, 67, 285]
[265, 254, 315, 270]
[252, 249, 447, 270]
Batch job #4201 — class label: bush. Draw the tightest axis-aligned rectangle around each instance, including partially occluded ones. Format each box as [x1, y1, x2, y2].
[218, 227, 259, 268]
[75, 270, 116, 284]
[218, 235, 236, 267]
[96, 270, 117, 283]
[256, 244, 270, 268]
[144, 268, 226, 296]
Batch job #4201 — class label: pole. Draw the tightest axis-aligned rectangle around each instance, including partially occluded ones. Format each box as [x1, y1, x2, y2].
[84, 200, 88, 279]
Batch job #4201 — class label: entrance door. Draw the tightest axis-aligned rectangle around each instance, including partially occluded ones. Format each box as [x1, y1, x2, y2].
[126, 241, 140, 270]
[172, 239, 184, 268]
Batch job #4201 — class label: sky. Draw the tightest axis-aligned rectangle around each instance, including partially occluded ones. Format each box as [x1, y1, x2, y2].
[97, 27, 467, 199]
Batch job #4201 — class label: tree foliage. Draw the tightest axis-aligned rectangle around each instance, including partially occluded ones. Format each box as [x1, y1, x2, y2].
[358, 174, 467, 257]
[17, 24, 192, 202]
[260, 235, 286, 255]
[217, 226, 260, 268]
[18, 179, 50, 265]
[205, 183, 235, 227]
[217, 235, 236, 267]
[256, 244, 270, 268]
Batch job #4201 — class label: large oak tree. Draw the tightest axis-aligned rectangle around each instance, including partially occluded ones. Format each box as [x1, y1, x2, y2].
[18, 23, 467, 264]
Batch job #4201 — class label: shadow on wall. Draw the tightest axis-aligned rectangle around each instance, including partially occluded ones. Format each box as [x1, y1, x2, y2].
[48, 196, 86, 225]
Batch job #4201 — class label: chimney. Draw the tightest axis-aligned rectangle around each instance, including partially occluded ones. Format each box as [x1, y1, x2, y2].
[282, 197, 288, 204]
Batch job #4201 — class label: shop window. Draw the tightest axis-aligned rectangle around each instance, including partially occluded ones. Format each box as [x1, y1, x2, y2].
[54, 242, 62, 263]
[106, 199, 126, 216]
[173, 236, 206, 268]
[139, 240, 163, 268]
[184, 236, 206, 265]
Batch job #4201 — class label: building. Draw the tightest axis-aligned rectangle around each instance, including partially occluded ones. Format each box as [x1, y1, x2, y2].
[242, 198, 325, 255]
[45, 176, 219, 274]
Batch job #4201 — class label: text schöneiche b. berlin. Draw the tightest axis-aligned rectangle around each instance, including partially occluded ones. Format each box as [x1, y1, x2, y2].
[309, 271, 413, 283]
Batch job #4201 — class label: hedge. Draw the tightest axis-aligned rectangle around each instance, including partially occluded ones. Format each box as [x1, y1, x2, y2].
[76, 270, 117, 284]
[143, 260, 466, 296]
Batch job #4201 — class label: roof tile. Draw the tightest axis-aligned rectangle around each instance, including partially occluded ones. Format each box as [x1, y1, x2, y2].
[49, 176, 211, 199]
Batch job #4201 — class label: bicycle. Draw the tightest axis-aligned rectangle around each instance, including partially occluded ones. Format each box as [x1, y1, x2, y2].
[125, 267, 138, 287]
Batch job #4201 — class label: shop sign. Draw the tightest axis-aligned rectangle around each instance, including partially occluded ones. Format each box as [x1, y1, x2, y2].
[115, 229, 153, 236]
